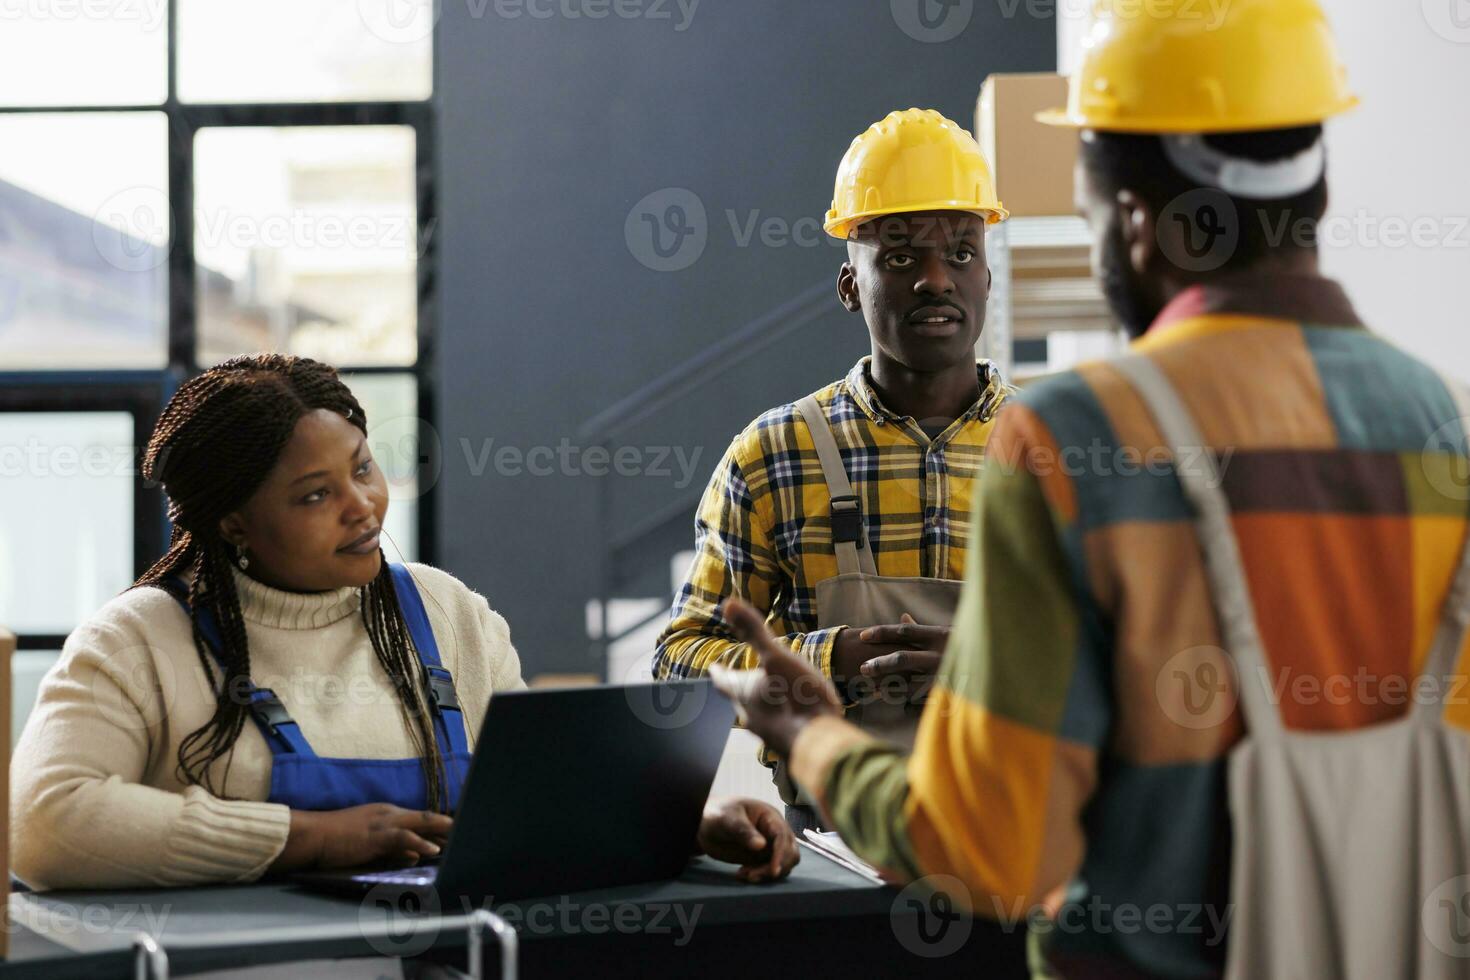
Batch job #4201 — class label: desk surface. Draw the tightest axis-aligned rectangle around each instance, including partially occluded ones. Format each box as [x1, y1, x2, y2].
[4, 853, 899, 977]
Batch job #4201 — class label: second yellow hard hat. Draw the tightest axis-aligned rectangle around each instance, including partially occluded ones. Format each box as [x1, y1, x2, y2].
[1039, 0, 1359, 133]
[825, 108, 1008, 241]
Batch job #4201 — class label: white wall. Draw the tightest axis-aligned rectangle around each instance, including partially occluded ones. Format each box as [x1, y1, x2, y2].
[1057, 3, 1470, 382]
[1315, 0, 1470, 382]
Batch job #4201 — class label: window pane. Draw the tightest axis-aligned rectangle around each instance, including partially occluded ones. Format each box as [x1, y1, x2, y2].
[0, 413, 135, 634]
[178, 0, 432, 103]
[343, 374, 421, 562]
[0, 113, 169, 370]
[0, 5, 167, 106]
[194, 127, 418, 368]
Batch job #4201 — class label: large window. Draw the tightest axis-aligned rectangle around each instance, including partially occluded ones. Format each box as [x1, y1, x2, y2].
[0, 2, 437, 662]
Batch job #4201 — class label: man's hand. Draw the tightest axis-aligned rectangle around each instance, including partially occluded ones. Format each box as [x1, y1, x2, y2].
[856, 613, 950, 678]
[831, 614, 951, 702]
[710, 598, 842, 756]
[696, 797, 800, 883]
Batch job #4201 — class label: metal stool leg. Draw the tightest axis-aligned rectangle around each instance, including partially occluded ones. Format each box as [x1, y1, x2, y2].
[132, 932, 168, 980]
[467, 910, 518, 980]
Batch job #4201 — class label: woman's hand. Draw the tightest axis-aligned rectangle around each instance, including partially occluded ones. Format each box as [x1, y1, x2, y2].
[696, 796, 800, 883]
[270, 804, 453, 874]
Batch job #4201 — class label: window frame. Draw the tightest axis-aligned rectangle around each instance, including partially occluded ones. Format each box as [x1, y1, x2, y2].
[0, 0, 439, 650]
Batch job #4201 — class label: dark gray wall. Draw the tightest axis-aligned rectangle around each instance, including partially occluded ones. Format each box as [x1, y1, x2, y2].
[436, 0, 1056, 676]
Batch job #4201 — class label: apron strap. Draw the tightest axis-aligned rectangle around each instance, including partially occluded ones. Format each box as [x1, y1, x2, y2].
[796, 395, 878, 577]
[160, 580, 318, 757]
[1110, 356, 1284, 738]
[1414, 376, 1470, 722]
[387, 563, 473, 760]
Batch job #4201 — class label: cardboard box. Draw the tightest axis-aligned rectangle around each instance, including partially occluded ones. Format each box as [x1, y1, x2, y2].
[976, 73, 1078, 218]
[0, 627, 12, 958]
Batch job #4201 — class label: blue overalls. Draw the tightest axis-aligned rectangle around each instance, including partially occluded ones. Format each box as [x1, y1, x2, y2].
[166, 564, 472, 812]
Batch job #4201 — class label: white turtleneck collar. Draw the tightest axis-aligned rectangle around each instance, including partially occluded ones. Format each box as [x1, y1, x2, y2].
[229, 566, 363, 631]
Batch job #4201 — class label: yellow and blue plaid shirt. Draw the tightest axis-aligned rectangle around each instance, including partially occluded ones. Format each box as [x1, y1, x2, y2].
[654, 356, 1010, 680]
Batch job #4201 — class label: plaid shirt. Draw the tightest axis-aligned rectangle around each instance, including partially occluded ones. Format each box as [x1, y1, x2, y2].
[790, 277, 1470, 979]
[654, 356, 1010, 681]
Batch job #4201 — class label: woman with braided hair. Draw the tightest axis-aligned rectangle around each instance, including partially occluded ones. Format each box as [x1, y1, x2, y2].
[11, 354, 798, 890]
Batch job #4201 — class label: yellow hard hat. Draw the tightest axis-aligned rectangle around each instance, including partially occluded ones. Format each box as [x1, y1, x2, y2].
[825, 108, 1007, 240]
[1038, 0, 1359, 133]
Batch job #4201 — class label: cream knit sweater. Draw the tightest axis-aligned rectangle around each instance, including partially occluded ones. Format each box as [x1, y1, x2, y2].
[11, 562, 525, 891]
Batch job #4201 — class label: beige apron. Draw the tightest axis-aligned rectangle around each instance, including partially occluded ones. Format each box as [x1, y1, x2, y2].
[774, 396, 964, 804]
[1114, 354, 1470, 979]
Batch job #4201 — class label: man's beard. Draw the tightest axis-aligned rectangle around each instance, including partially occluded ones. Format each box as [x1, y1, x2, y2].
[1099, 225, 1162, 340]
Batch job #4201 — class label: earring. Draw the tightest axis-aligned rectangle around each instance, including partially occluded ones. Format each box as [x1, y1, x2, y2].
[235, 545, 250, 571]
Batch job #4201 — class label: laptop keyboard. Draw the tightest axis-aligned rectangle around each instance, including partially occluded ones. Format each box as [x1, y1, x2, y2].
[351, 865, 439, 886]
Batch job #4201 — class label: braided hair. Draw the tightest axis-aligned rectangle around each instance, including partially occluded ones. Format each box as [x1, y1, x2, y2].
[134, 353, 448, 812]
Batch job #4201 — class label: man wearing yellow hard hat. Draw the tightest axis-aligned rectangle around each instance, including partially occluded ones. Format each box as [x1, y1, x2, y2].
[712, 1, 1470, 977]
[655, 108, 1012, 831]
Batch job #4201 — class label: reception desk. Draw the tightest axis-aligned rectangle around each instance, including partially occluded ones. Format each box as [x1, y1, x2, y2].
[4, 852, 1029, 978]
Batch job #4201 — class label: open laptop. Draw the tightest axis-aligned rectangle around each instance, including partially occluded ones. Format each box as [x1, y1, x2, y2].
[293, 680, 735, 902]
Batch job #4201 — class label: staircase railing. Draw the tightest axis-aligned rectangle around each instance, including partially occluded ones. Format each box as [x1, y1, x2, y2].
[579, 278, 835, 668]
